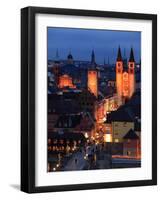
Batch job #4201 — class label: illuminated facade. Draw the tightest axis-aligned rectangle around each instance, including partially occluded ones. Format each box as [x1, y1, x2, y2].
[95, 102, 104, 122]
[111, 121, 134, 143]
[88, 50, 98, 98]
[88, 70, 98, 98]
[104, 108, 135, 143]
[116, 47, 135, 99]
[123, 129, 141, 158]
[58, 74, 76, 89]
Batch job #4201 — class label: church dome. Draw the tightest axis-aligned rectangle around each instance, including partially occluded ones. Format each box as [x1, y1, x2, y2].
[67, 53, 73, 59]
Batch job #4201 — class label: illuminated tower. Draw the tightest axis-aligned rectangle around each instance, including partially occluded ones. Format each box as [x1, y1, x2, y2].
[116, 46, 123, 98]
[128, 48, 135, 98]
[53, 49, 60, 85]
[88, 50, 98, 98]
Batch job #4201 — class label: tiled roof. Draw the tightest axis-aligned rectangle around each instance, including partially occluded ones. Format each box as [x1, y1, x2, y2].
[48, 131, 85, 141]
[105, 108, 134, 123]
[75, 115, 94, 131]
[123, 129, 139, 139]
[48, 94, 81, 114]
[55, 114, 82, 128]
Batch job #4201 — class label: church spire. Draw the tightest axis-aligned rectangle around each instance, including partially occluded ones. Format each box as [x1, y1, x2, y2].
[91, 49, 96, 64]
[129, 47, 135, 62]
[54, 48, 60, 63]
[117, 46, 122, 61]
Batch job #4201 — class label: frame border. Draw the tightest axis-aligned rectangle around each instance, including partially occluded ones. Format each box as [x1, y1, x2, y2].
[21, 6, 157, 193]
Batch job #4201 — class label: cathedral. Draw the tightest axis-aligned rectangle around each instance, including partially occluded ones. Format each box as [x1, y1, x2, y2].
[116, 46, 135, 100]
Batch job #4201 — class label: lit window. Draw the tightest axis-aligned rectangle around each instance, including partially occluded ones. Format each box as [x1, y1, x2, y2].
[52, 146, 56, 151]
[48, 146, 52, 151]
[53, 139, 57, 144]
[114, 139, 119, 143]
[60, 140, 64, 144]
[48, 139, 51, 144]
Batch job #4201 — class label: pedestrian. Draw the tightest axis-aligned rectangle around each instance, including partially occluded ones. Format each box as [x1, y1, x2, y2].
[75, 158, 77, 164]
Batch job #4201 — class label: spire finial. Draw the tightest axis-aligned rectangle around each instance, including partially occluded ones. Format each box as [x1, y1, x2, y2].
[117, 46, 122, 61]
[129, 47, 135, 62]
[91, 49, 95, 64]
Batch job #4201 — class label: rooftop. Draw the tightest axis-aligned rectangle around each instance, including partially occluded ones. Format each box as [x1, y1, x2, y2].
[105, 108, 134, 123]
[48, 131, 85, 141]
[123, 129, 139, 140]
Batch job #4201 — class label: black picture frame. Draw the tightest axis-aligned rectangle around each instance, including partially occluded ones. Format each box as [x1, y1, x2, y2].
[21, 6, 157, 193]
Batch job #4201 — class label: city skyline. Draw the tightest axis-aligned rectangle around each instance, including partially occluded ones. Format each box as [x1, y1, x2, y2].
[48, 27, 141, 64]
[47, 27, 141, 172]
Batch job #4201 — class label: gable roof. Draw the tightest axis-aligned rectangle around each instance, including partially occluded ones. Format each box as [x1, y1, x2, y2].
[75, 114, 94, 131]
[48, 131, 85, 141]
[105, 108, 134, 123]
[55, 114, 82, 128]
[123, 129, 139, 140]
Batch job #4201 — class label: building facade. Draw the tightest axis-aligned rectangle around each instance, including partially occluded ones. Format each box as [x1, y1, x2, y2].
[116, 47, 135, 100]
[58, 74, 76, 89]
[87, 50, 98, 98]
[123, 129, 140, 158]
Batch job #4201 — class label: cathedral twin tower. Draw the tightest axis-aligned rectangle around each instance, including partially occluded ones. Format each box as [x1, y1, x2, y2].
[88, 47, 135, 100]
[53, 47, 135, 100]
[116, 47, 135, 100]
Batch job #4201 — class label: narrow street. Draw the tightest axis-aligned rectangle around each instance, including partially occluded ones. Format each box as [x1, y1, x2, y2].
[64, 150, 87, 171]
[63, 144, 112, 171]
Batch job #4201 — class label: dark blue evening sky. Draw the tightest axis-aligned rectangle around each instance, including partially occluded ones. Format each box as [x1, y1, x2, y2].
[47, 27, 141, 64]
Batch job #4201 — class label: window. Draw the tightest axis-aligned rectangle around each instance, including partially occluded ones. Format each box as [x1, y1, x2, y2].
[114, 139, 119, 143]
[53, 139, 57, 144]
[48, 139, 51, 144]
[48, 146, 52, 151]
[60, 140, 64, 144]
[115, 123, 118, 127]
[52, 146, 56, 151]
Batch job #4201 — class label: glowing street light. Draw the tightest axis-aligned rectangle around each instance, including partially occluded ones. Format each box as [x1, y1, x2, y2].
[85, 132, 89, 138]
